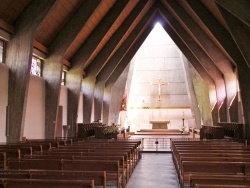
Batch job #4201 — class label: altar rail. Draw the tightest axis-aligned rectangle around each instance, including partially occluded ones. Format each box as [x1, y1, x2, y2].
[140, 138, 171, 152]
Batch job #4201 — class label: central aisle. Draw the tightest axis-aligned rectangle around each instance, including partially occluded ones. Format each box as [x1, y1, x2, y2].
[126, 153, 179, 188]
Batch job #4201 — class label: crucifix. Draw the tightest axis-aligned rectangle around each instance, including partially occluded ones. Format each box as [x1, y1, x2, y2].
[150, 76, 169, 101]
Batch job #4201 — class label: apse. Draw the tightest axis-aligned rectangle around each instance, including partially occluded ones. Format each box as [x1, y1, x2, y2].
[126, 23, 193, 132]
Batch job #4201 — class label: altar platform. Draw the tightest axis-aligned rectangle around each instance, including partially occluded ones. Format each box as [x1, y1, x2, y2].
[135, 129, 189, 135]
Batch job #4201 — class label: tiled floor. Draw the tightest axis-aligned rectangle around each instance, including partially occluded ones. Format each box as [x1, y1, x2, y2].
[126, 153, 179, 188]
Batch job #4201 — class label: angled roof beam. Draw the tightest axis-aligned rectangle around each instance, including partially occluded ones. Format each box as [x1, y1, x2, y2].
[5, 0, 56, 143]
[0, 19, 15, 34]
[85, 0, 149, 77]
[68, 0, 129, 123]
[215, 0, 250, 27]
[186, 0, 250, 117]
[157, 15, 216, 106]
[158, 6, 226, 110]
[164, 0, 236, 121]
[216, 2, 250, 137]
[93, 5, 157, 121]
[103, 23, 154, 125]
[164, 0, 234, 74]
[41, 1, 101, 138]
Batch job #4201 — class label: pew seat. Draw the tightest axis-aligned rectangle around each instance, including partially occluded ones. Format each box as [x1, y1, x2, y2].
[0, 178, 94, 188]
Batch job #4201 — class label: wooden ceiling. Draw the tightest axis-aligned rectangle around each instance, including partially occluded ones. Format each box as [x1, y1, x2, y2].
[0, 0, 249, 81]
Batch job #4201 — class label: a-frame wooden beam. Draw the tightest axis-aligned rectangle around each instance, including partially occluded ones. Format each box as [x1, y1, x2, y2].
[84, 0, 149, 122]
[5, 0, 56, 143]
[165, 0, 237, 121]
[186, 0, 249, 123]
[215, 0, 250, 27]
[42, 1, 101, 138]
[158, 15, 216, 126]
[158, 5, 226, 122]
[103, 23, 154, 125]
[93, 4, 156, 122]
[216, 2, 250, 137]
[68, 0, 129, 123]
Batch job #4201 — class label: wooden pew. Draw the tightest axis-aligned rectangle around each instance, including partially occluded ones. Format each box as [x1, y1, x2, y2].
[171, 139, 250, 188]
[0, 169, 106, 188]
[0, 178, 94, 188]
[24, 152, 132, 182]
[60, 142, 140, 166]
[0, 143, 42, 153]
[72, 155, 127, 185]
[0, 148, 20, 159]
[23, 153, 127, 186]
[180, 160, 250, 188]
[178, 156, 250, 176]
[190, 174, 250, 188]
[24, 138, 71, 148]
[0, 152, 6, 170]
[195, 184, 250, 188]
[7, 159, 122, 188]
[173, 149, 250, 173]
[60, 143, 139, 162]
[35, 149, 133, 176]
[30, 170, 106, 188]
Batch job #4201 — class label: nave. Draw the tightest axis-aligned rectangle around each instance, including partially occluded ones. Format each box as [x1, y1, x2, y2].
[126, 153, 179, 188]
[1, 135, 250, 187]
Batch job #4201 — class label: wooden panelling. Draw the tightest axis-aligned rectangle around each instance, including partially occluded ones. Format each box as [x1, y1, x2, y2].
[84, 0, 140, 69]
[0, 0, 31, 24]
[0, 19, 15, 34]
[35, 0, 83, 47]
[64, 0, 116, 61]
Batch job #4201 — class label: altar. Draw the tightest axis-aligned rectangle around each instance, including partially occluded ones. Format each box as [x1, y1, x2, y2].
[149, 120, 170, 129]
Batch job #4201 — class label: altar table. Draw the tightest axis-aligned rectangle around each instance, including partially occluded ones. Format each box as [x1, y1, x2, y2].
[149, 121, 170, 129]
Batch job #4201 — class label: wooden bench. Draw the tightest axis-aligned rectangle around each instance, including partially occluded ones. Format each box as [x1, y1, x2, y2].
[0, 169, 106, 188]
[0, 143, 43, 153]
[0, 178, 94, 188]
[35, 149, 134, 176]
[23, 153, 128, 185]
[171, 139, 250, 188]
[190, 174, 250, 188]
[24, 151, 130, 185]
[195, 184, 250, 188]
[180, 160, 250, 188]
[7, 159, 122, 188]
[0, 152, 6, 170]
[72, 155, 127, 185]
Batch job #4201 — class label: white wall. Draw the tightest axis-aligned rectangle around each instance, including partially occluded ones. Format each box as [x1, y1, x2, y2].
[0, 64, 69, 140]
[0, 63, 8, 142]
[127, 23, 192, 131]
[23, 75, 45, 139]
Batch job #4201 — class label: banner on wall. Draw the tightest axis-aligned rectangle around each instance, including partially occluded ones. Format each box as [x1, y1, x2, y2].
[119, 95, 127, 128]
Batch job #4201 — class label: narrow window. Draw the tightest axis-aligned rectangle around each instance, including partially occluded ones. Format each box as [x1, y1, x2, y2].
[0, 39, 4, 63]
[30, 56, 42, 77]
[61, 70, 66, 85]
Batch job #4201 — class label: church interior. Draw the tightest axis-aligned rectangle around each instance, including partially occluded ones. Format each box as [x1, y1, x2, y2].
[0, 0, 250, 187]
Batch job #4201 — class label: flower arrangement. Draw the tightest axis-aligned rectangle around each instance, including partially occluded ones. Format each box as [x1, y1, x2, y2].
[107, 123, 119, 133]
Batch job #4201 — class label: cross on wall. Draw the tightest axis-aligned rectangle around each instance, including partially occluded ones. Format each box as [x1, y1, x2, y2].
[150, 77, 169, 101]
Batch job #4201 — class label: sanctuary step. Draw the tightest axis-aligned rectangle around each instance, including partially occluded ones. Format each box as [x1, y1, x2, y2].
[135, 129, 189, 135]
[138, 129, 181, 132]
